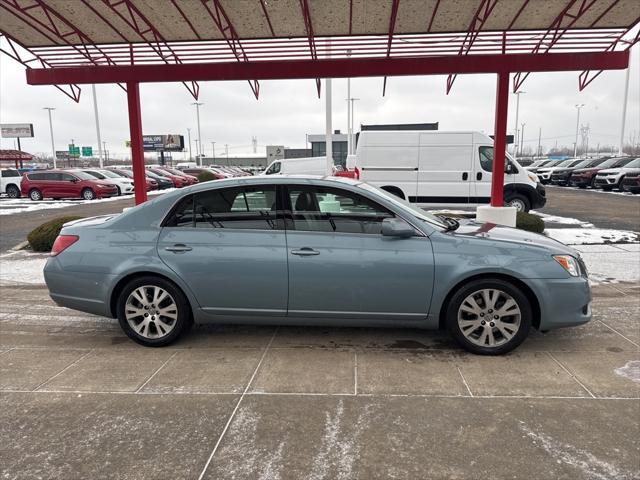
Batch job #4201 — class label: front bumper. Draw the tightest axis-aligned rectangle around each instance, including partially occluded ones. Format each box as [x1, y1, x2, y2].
[569, 176, 592, 187]
[621, 177, 640, 192]
[525, 276, 592, 330]
[593, 176, 619, 188]
[531, 183, 546, 209]
[550, 173, 570, 185]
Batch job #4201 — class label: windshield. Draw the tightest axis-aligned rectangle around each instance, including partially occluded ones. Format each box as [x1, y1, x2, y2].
[624, 158, 640, 168]
[163, 168, 184, 176]
[598, 157, 627, 169]
[359, 183, 447, 230]
[73, 171, 98, 180]
[613, 157, 636, 168]
[96, 170, 120, 178]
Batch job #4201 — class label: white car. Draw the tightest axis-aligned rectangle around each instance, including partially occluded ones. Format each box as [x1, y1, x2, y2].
[593, 157, 640, 191]
[77, 169, 135, 195]
[1, 168, 22, 198]
[535, 159, 583, 184]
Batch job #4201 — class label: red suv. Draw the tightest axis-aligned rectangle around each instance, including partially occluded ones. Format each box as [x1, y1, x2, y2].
[21, 170, 118, 201]
[147, 168, 189, 188]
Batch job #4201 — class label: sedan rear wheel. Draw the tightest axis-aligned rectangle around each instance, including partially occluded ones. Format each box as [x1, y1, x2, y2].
[117, 277, 190, 346]
[446, 279, 531, 355]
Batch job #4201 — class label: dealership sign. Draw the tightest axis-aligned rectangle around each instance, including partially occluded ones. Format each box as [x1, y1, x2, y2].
[1, 123, 34, 138]
[143, 134, 184, 152]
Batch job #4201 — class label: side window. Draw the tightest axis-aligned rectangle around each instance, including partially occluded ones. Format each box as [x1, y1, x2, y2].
[479, 146, 493, 172]
[288, 186, 393, 235]
[27, 172, 42, 180]
[60, 173, 76, 182]
[165, 186, 279, 230]
[44, 173, 62, 181]
[265, 162, 281, 175]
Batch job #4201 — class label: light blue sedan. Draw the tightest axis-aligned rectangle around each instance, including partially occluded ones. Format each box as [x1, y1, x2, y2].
[44, 176, 591, 354]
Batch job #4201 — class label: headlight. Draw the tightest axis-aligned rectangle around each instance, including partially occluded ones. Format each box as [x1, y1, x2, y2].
[528, 173, 537, 182]
[553, 255, 580, 276]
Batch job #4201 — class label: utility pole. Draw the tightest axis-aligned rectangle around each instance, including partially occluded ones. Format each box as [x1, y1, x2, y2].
[520, 123, 526, 157]
[537, 127, 542, 157]
[513, 91, 525, 155]
[251, 136, 257, 153]
[350, 98, 360, 155]
[187, 128, 192, 161]
[195, 139, 199, 160]
[574, 103, 585, 157]
[211, 141, 216, 162]
[192, 102, 204, 165]
[91, 84, 104, 168]
[225, 144, 229, 166]
[43, 107, 56, 168]
[618, 57, 631, 156]
[103, 141, 108, 163]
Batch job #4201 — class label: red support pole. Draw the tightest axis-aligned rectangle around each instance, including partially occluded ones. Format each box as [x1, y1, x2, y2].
[491, 71, 509, 207]
[126, 81, 147, 204]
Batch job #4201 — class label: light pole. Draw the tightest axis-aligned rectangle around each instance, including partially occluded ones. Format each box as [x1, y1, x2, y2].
[574, 103, 585, 157]
[103, 141, 108, 163]
[520, 123, 526, 157]
[91, 84, 104, 168]
[187, 128, 192, 161]
[350, 98, 360, 155]
[192, 102, 204, 165]
[225, 144, 229, 166]
[211, 141, 216, 162]
[513, 91, 525, 156]
[43, 107, 56, 168]
[618, 57, 631, 156]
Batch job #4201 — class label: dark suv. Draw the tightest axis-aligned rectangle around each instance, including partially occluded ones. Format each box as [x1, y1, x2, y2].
[550, 158, 607, 186]
[21, 170, 118, 201]
[568, 157, 634, 188]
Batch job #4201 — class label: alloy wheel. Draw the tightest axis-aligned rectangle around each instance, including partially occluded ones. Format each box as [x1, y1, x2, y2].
[457, 288, 522, 348]
[125, 285, 178, 339]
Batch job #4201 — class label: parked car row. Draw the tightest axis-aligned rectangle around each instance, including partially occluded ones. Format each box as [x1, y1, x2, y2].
[525, 157, 640, 193]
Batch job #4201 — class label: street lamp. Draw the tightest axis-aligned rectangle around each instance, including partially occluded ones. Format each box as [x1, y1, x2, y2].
[574, 104, 585, 158]
[43, 107, 56, 168]
[520, 122, 526, 157]
[191, 102, 204, 165]
[513, 91, 525, 156]
[211, 141, 216, 162]
[187, 128, 192, 161]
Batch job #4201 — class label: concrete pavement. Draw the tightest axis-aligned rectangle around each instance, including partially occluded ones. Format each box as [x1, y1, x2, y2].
[1, 283, 638, 479]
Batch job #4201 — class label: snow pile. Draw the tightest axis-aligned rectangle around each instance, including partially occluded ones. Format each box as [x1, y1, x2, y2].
[0, 251, 47, 285]
[531, 211, 594, 228]
[546, 228, 640, 245]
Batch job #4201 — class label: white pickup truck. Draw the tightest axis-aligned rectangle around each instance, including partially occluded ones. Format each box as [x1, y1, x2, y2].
[1, 168, 22, 198]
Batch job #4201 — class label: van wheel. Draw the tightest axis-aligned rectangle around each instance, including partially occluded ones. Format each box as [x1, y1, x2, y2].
[29, 189, 43, 201]
[6, 185, 20, 198]
[82, 188, 96, 200]
[446, 278, 532, 355]
[116, 276, 191, 347]
[505, 194, 530, 212]
[381, 186, 405, 200]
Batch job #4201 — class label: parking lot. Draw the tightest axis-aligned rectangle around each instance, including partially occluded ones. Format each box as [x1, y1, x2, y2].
[1, 278, 638, 479]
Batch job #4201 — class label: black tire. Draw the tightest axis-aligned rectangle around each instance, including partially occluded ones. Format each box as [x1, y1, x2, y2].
[505, 193, 530, 212]
[29, 188, 43, 201]
[6, 184, 20, 198]
[445, 278, 532, 355]
[381, 186, 405, 200]
[590, 176, 597, 189]
[116, 276, 191, 347]
[116, 185, 122, 196]
[81, 188, 96, 200]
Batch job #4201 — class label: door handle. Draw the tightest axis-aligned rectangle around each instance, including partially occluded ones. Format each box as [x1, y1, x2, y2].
[462, 172, 469, 181]
[291, 247, 320, 256]
[477, 172, 483, 180]
[165, 244, 192, 253]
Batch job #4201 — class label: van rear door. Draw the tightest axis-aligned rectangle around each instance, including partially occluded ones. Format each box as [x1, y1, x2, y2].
[415, 133, 472, 205]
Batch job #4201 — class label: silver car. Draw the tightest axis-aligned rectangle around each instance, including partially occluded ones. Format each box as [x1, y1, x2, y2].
[44, 176, 591, 355]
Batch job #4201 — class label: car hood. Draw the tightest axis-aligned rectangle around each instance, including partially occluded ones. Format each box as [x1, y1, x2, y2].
[449, 220, 576, 255]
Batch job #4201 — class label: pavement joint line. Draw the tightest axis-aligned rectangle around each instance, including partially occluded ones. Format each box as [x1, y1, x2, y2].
[456, 366, 474, 397]
[0, 347, 15, 356]
[546, 351, 596, 399]
[604, 283, 629, 296]
[134, 351, 180, 393]
[595, 319, 640, 348]
[354, 351, 358, 395]
[0, 389, 637, 400]
[197, 327, 279, 480]
[32, 349, 95, 392]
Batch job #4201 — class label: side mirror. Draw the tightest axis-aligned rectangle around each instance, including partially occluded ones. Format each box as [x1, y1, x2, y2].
[70, 178, 79, 183]
[381, 218, 414, 238]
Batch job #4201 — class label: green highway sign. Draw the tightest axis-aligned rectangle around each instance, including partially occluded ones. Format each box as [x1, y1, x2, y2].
[68, 144, 80, 157]
[82, 146, 93, 156]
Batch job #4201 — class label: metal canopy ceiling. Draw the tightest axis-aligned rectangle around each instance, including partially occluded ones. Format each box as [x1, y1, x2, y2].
[1, 0, 639, 101]
[2, 0, 639, 46]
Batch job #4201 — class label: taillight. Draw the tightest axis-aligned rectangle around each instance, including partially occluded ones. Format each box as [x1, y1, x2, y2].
[354, 166, 360, 179]
[51, 235, 78, 256]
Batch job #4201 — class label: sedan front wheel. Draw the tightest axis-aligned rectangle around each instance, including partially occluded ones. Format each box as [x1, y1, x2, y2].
[446, 279, 532, 355]
[116, 276, 191, 347]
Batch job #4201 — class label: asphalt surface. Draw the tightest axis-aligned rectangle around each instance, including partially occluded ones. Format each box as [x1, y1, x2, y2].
[1, 282, 638, 479]
[539, 185, 640, 231]
[0, 185, 638, 253]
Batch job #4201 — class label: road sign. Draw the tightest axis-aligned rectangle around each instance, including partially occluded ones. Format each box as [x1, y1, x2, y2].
[82, 146, 93, 156]
[1, 123, 34, 138]
[68, 144, 80, 157]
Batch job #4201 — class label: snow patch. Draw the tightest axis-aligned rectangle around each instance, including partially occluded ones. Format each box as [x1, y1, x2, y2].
[532, 211, 594, 228]
[614, 361, 640, 384]
[545, 228, 640, 245]
[0, 252, 47, 285]
[519, 422, 633, 480]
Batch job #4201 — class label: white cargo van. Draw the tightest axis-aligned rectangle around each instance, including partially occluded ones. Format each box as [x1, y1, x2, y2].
[263, 156, 327, 176]
[354, 130, 545, 212]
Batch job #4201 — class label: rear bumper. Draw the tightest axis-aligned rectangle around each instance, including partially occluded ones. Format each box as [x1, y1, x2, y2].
[524, 277, 592, 330]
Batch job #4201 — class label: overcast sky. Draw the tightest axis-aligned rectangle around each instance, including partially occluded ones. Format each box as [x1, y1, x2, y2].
[1, 46, 638, 160]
